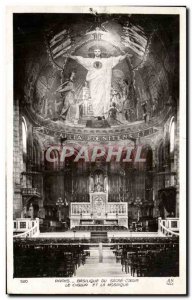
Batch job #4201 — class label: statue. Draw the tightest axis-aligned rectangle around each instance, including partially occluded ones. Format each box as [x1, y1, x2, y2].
[96, 182, 103, 192]
[56, 71, 76, 120]
[107, 102, 122, 125]
[111, 87, 121, 105]
[69, 49, 128, 118]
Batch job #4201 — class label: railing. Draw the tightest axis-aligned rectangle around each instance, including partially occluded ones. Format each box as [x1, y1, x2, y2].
[71, 202, 127, 215]
[71, 203, 91, 215]
[13, 218, 40, 238]
[21, 188, 41, 198]
[158, 217, 179, 237]
[107, 203, 127, 214]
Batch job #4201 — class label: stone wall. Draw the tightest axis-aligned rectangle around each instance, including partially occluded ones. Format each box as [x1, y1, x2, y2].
[13, 99, 23, 218]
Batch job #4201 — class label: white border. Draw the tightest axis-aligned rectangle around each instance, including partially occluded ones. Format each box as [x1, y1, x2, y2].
[6, 6, 187, 295]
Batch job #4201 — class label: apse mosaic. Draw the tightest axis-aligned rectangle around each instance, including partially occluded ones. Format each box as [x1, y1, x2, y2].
[21, 13, 177, 138]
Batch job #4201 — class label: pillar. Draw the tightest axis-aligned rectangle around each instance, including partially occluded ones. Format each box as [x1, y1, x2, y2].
[13, 98, 23, 218]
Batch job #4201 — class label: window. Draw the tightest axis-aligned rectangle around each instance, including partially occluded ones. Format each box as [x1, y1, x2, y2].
[169, 117, 175, 153]
[20, 222, 26, 229]
[22, 118, 27, 154]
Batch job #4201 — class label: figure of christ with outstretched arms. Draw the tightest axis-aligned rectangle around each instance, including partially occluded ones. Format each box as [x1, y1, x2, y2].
[69, 49, 128, 118]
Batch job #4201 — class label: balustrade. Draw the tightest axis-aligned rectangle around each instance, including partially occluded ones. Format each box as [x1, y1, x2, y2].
[71, 202, 127, 216]
[158, 217, 179, 237]
[21, 187, 41, 197]
[71, 203, 91, 215]
[107, 203, 127, 214]
[13, 218, 40, 238]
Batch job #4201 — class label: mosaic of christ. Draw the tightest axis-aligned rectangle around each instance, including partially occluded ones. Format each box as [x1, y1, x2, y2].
[22, 14, 172, 130]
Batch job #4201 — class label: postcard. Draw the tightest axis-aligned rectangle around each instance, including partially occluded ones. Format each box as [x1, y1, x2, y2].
[6, 6, 187, 295]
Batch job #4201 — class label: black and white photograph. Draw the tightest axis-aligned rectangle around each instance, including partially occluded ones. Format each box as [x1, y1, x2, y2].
[6, 6, 187, 295]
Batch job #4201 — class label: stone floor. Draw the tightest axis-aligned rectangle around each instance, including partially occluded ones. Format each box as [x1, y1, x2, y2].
[75, 245, 130, 277]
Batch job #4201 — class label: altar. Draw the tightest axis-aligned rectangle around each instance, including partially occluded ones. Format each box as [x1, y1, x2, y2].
[70, 192, 128, 229]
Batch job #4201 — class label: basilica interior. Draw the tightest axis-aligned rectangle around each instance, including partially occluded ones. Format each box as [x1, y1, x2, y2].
[13, 13, 180, 277]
